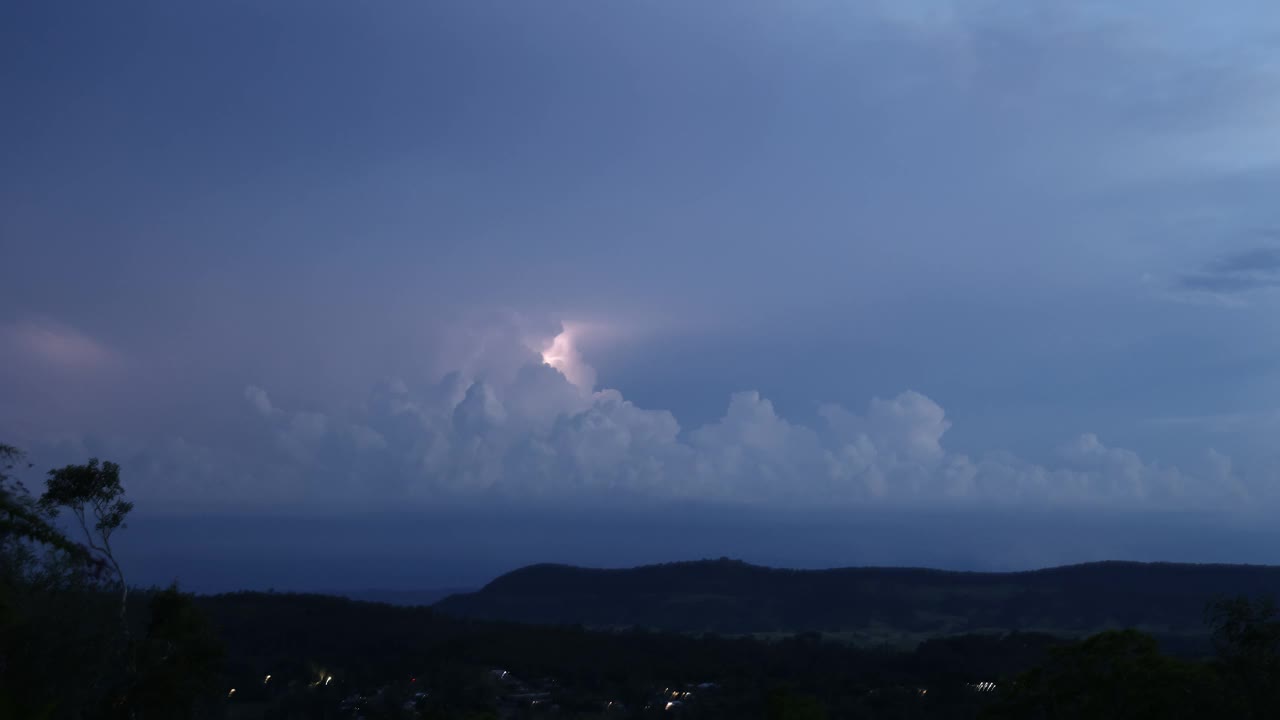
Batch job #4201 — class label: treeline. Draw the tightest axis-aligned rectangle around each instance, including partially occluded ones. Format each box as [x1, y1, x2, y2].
[198, 590, 1280, 720]
[201, 590, 1061, 718]
[986, 605, 1280, 719]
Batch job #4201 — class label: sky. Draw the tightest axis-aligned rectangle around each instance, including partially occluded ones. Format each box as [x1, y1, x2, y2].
[5, 1, 1280, 591]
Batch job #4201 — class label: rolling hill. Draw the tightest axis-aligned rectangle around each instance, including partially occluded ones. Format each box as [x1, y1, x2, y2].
[434, 558, 1280, 639]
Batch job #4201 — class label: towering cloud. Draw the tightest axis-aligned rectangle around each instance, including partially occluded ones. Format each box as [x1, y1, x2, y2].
[165, 324, 1245, 511]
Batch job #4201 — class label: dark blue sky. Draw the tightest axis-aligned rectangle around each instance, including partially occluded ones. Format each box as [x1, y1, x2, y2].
[4, 1, 1280, 590]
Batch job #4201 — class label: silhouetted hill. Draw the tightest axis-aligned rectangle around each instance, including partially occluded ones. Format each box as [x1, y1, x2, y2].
[434, 559, 1280, 638]
[333, 587, 470, 606]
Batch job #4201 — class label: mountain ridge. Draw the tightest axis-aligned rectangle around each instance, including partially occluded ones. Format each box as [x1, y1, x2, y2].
[436, 558, 1280, 638]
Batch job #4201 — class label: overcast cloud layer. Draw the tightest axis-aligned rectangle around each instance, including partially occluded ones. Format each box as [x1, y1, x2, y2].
[5, 1, 1280, 582]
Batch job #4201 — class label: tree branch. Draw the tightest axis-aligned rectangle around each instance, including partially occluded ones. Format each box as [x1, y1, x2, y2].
[71, 505, 109, 556]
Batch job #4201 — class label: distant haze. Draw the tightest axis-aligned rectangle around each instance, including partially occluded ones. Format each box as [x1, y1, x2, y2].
[121, 505, 1280, 594]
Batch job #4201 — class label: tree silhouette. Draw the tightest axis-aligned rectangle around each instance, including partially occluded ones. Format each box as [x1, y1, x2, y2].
[0, 445, 93, 563]
[1208, 595, 1280, 717]
[39, 458, 133, 618]
[984, 629, 1232, 720]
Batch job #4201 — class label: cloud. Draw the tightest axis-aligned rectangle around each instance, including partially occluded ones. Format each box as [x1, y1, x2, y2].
[159, 327, 1242, 512]
[243, 385, 388, 467]
[244, 386, 275, 417]
[4, 319, 1254, 514]
[6, 320, 1216, 512]
[1146, 409, 1280, 435]
[538, 323, 598, 391]
[0, 319, 119, 371]
[1178, 243, 1280, 293]
[3, 0, 1279, 535]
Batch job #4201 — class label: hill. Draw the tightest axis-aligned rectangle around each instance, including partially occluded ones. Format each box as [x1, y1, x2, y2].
[334, 587, 471, 606]
[434, 559, 1280, 639]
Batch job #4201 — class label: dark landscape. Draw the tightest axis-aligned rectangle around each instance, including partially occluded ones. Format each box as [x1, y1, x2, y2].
[436, 559, 1280, 641]
[8, 468, 1280, 720]
[193, 560, 1280, 718]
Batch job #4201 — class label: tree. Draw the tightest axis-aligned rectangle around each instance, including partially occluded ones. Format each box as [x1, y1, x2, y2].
[1207, 595, 1280, 717]
[983, 629, 1233, 720]
[125, 584, 225, 720]
[38, 458, 134, 617]
[766, 689, 828, 720]
[0, 445, 94, 563]
[1, 446, 124, 719]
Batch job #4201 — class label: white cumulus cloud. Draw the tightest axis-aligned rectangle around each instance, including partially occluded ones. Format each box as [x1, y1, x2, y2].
[208, 330, 1250, 511]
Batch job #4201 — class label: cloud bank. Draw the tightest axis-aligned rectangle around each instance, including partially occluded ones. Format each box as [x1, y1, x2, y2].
[1176, 240, 1280, 299]
[116, 325, 1241, 513]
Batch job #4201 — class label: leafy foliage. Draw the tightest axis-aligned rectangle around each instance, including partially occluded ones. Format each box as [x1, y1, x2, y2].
[39, 457, 134, 616]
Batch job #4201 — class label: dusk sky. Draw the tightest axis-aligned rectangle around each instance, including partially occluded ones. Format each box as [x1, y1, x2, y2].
[5, 1, 1280, 591]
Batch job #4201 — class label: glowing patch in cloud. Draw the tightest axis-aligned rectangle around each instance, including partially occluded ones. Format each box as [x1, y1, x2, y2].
[2, 319, 118, 371]
[540, 323, 597, 391]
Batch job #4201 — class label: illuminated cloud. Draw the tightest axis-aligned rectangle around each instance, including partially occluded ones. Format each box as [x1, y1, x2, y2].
[539, 323, 597, 392]
[174, 326, 1246, 511]
[1, 319, 118, 371]
[12, 312, 1254, 517]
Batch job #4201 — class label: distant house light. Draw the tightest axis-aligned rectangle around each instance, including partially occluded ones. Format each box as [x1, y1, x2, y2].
[227, 688, 236, 698]
[970, 681, 996, 693]
[264, 674, 271, 684]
